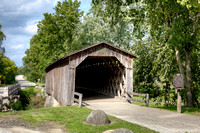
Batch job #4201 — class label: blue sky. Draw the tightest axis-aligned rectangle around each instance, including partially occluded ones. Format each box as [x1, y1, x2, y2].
[0, 0, 91, 67]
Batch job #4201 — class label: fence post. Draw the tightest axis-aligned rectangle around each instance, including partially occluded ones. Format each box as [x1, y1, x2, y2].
[0, 96, 3, 112]
[146, 93, 149, 107]
[79, 93, 83, 108]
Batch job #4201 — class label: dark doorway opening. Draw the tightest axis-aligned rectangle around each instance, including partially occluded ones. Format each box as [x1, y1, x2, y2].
[75, 56, 126, 100]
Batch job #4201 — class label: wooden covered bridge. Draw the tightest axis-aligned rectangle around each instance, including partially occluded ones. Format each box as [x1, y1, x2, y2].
[45, 42, 137, 106]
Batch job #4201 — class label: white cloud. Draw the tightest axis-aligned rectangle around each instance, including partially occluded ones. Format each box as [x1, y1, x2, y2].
[25, 20, 39, 35]
[1, 0, 91, 67]
[17, 0, 43, 14]
[10, 44, 24, 50]
[10, 54, 25, 60]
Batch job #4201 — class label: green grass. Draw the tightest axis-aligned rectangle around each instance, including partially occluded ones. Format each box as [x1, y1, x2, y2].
[24, 86, 42, 94]
[0, 106, 157, 133]
[133, 96, 200, 116]
[37, 83, 45, 87]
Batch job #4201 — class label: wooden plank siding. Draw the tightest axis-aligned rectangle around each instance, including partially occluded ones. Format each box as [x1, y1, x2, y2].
[45, 42, 137, 106]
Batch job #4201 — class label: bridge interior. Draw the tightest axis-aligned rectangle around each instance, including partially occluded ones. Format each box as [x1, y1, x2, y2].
[75, 56, 126, 100]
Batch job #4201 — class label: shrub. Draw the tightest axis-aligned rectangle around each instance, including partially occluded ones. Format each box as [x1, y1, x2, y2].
[10, 86, 44, 110]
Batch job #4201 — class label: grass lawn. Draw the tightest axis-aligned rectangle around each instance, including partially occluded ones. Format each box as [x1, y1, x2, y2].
[0, 106, 157, 133]
[133, 96, 200, 116]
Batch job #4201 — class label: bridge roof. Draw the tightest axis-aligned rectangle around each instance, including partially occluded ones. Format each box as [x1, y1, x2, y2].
[45, 42, 137, 71]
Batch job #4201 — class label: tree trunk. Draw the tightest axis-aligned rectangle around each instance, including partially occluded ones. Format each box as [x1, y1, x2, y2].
[185, 49, 193, 107]
[175, 47, 185, 77]
[175, 46, 193, 107]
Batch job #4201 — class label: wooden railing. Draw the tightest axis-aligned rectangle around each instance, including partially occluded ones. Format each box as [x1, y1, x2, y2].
[0, 95, 20, 111]
[133, 92, 149, 107]
[74, 92, 83, 108]
[8, 84, 21, 96]
[0, 84, 21, 96]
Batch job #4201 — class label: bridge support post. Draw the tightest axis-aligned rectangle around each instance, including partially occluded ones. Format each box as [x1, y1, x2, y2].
[0, 96, 2, 112]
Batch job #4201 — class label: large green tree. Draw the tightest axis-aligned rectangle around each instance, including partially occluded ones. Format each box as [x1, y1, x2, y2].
[72, 14, 134, 50]
[0, 53, 18, 84]
[23, 0, 83, 81]
[92, 0, 200, 106]
[0, 24, 17, 84]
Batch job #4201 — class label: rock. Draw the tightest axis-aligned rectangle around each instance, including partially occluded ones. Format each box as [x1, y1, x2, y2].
[103, 128, 133, 133]
[85, 110, 110, 125]
[44, 95, 60, 107]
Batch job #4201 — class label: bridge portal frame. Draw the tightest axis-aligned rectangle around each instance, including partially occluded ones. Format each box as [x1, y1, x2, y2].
[45, 42, 137, 106]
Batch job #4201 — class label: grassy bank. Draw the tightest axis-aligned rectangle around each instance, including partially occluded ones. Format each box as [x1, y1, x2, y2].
[1, 86, 157, 132]
[133, 96, 200, 116]
[0, 106, 157, 133]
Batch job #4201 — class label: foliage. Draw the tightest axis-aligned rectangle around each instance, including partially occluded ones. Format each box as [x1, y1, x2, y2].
[0, 53, 18, 84]
[0, 24, 6, 53]
[92, 0, 200, 107]
[72, 14, 134, 51]
[23, 0, 200, 107]
[0, 24, 17, 84]
[23, 0, 135, 82]
[0, 106, 156, 133]
[23, 0, 83, 82]
[16, 66, 25, 75]
[10, 86, 43, 110]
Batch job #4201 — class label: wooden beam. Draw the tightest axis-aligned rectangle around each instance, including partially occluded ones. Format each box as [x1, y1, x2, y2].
[109, 57, 122, 70]
[133, 92, 146, 97]
[102, 58, 113, 71]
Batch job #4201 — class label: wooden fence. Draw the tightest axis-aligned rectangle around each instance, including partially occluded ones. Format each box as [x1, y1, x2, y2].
[0, 84, 21, 96]
[0, 95, 20, 111]
[133, 92, 149, 107]
[74, 92, 83, 108]
[8, 84, 21, 96]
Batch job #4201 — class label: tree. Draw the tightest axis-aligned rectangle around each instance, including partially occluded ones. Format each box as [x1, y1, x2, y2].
[92, 0, 200, 106]
[0, 55, 18, 84]
[54, 0, 84, 51]
[23, 0, 83, 81]
[0, 24, 6, 53]
[72, 14, 134, 50]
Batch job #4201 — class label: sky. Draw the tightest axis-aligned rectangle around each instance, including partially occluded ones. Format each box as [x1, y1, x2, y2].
[0, 0, 91, 67]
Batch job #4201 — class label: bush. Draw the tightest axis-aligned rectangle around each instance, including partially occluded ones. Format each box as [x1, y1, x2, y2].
[10, 86, 44, 110]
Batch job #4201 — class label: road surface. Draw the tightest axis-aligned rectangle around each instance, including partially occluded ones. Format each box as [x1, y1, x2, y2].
[15, 75, 36, 89]
[85, 98, 200, 133]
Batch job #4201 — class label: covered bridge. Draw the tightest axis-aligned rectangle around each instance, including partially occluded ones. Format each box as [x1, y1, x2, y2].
[45, 42, 137, 106]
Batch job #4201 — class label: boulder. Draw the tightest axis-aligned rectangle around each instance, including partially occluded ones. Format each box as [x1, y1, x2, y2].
[103, 128, 133, 133]
[85, 110, 110, 125]
[44, 95, 60, 107]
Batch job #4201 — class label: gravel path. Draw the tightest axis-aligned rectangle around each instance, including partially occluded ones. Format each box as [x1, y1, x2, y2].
[85, 98, 200, 133]
[15, 75, 36, 89]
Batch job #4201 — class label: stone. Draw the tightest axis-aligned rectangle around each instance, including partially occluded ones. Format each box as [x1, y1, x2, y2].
[44, 95, 60, 107]
[103, 128, 133, 133]
[85, 110, 110, 125]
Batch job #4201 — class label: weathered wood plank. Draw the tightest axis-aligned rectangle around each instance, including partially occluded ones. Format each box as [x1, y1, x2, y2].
[133, 92, 146, 97]
[74, 92, 83, 108]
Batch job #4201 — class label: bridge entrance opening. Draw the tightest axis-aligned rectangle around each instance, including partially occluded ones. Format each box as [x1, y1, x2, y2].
[75, 56, 126, 100]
